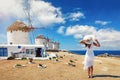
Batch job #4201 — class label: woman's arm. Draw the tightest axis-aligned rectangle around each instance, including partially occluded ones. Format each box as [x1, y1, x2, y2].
[80, 40, 86, 44]
[93, 39, 100, 47]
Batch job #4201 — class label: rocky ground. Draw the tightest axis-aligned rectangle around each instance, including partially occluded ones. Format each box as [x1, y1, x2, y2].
[0, 51, 120, 80]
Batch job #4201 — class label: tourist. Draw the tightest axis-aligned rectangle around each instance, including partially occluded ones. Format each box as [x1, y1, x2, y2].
[80, 35, 100, 78]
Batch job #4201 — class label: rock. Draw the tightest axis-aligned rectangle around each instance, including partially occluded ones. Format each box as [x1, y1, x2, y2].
[68, 63, 76, 67]
[38, 64, 47, 68]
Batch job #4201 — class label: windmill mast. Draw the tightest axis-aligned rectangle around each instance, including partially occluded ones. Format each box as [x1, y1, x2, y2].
[23, 0, 34, 44]
[25, 0, 31, 27]
[23, 0, 45, 44]
[27, 0, 33, 28]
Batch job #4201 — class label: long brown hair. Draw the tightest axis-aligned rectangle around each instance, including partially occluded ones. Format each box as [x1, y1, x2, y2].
[85, 43, 87, 47]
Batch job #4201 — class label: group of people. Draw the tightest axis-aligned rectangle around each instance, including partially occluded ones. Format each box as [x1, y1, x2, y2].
[80, 35, 100, 78]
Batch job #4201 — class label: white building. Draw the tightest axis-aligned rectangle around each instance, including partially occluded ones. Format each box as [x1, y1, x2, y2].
[0, 20, 59, 58]
[35, 35, 47, 46]
[0, 20, 48, 58]
[53, 42, 59, 50]
[0, 44, 47, 59]
[7, 20, 30, 45]
[35, 35, 60, 51]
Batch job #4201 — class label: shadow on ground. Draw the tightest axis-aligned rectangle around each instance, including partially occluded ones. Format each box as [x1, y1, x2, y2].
[93, 74, 120, 78]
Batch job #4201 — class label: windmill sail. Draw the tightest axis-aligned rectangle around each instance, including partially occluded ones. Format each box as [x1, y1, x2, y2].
[22, 0, 44, 44]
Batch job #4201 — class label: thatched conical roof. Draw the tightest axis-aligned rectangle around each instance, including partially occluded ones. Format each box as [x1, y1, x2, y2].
[7, 20, 31, 32]
[36, 35, 46, 39]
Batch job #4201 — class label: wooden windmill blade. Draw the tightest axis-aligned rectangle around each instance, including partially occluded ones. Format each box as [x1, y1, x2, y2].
[23, 0, 46, 44]
[28, 25, 45, 30]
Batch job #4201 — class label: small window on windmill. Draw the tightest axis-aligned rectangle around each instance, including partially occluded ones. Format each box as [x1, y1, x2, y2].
[11, 30, 12, 33]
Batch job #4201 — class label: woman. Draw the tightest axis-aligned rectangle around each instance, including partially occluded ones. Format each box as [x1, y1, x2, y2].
[80, 36, 100, 78]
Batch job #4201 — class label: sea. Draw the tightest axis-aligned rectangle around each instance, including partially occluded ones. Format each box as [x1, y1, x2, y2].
[69, 50, 120, 56]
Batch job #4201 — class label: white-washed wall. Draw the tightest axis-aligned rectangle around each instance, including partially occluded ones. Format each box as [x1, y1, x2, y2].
[7, 31, 29, 44]
[7, 45, 44, 57]
[35, 38, 47, 46]
[7, 46, 21, 57]
[47, 42, 53, 50]
[53, 43, 59, 50]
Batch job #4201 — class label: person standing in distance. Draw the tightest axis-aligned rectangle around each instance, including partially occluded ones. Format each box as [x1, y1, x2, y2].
[80, 35, 100, 78]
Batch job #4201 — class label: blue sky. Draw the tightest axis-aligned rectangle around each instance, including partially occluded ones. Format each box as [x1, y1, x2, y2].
[0, 0, 120, 50]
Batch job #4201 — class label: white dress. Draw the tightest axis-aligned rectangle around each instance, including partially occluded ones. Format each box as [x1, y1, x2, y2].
[83, 43, 94, 70]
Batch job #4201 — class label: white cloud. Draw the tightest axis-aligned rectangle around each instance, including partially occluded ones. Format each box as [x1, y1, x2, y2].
[97, 29, 120, 49]
[74, 34, 82, 39]
[58, 24, 120, 49]
[65, 25, 96, 37]
[67, 11, 85, 21]
[57, 26, 65, 34]
[0, 0, 64, 27]
[0, 0, 24, 20]
[95, 20, 111, 25]
[31, 0, 65, 27]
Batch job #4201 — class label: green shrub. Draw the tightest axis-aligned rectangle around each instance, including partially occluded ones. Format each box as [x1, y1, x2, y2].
[16, 64, 22, 66]
[53, 57, 57, 59]
[21, 57, 27, 60]
[7, 56, 15, 60]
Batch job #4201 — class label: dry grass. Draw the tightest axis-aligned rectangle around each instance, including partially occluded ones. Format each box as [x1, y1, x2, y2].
[0, 51, 120, 80]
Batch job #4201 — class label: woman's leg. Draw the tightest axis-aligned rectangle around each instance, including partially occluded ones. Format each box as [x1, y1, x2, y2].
[88, 67, 91, 78]
[90, 66, 93, 78]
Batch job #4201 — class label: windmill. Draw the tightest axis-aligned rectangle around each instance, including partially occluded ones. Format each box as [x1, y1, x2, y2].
[23, 0, 44, 44]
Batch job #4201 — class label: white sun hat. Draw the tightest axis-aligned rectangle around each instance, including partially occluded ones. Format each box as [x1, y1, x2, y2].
[83, 35, 96, 44]
[83, 35, 95, 40]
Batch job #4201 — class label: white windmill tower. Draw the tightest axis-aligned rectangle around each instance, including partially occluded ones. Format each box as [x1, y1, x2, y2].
[35, 35, 47, 45]
[7, 20, 31, 45]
